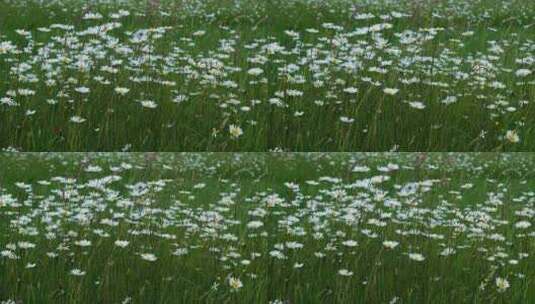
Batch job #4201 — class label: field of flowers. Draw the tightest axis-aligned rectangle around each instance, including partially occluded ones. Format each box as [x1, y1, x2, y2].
[1, 0, 535, 151]
[0, 153, 534, 303]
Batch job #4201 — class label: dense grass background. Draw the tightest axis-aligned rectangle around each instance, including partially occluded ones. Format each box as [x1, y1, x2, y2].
[0, 0, 534, 151]
[0, 153, 534, 303]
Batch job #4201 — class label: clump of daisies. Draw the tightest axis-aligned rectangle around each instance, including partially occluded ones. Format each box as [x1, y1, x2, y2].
[114, 240, 130, 248]
[383, 88, 399, 95]
[383, 240, 399, 249]
[505, 130, 520, 143]
[515, 69, 532, 78]
[70, 268, 86, 276]
[495, 277, 510, 293]
[114, 87, 130, 95]
[408, 253, 425, 262]
[228, 276, 243, 291]
[140, 253, 157, 262]
[229, 124, 243, 139]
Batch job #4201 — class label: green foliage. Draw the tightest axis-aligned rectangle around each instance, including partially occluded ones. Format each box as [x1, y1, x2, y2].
[0, 0, 534, 151]
[0, 153, 534, 303]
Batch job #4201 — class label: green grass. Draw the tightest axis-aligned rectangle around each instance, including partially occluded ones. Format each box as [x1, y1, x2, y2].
[0, 0, 534, 151]
[0, 152, 534, 303]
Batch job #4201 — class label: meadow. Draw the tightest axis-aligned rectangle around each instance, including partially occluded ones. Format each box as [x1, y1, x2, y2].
[0, 152, 534, 303]
[1, 0, 535, 151]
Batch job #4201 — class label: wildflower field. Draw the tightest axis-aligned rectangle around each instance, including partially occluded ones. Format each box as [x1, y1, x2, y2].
[0, 153, 534, 303]
[1, 0, 535, 151]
